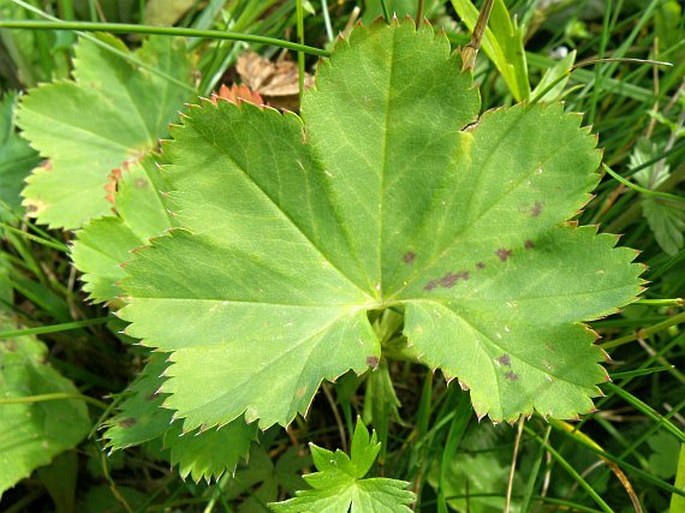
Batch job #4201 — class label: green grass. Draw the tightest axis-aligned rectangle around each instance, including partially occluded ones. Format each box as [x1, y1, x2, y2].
[0, 0, 683, 512]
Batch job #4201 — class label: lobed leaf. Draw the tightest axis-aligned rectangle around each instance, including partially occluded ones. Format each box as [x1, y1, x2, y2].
[120, 20, 642, 431]
[270, 419, 414, 512]
[17, 35, 193, 229]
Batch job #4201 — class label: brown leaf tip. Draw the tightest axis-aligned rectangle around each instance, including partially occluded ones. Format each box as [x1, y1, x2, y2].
[211, 83, 264, 107]
[105, 167, 123, 205]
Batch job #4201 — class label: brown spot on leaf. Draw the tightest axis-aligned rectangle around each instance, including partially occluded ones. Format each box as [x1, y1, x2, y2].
[39, 160, 52, 172]
[296, 387, 307, 398]
[403, 251, 416, 264]
[424, 280, 439, 291]
[505, 371, 519, 381]
[476, 262, 485, 270]
[134, 178, 148, 189]
[118, 417, 136, 428]
[24, 199, 46, 215]
[496, 354, 511, 366]
[366, 356, 379, 368]
[439, 271, 470, 288]
[524, 240, 535, 250]
[496, 248, 513, 262]
[530, 202, 543, 218]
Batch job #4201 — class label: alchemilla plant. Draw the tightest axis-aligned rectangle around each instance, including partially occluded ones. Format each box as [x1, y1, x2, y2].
[119, 19, 641, 435]
[4, 8, 661, 510]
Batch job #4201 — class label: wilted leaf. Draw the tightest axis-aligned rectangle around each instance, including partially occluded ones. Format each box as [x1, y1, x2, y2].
[120, 21, 641, 432]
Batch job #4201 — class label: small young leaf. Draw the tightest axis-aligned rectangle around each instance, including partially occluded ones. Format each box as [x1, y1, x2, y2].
[642, 197, 684, 256]
[121, 21, 642, 431]
[629, 137, 683, 255]
[17, 35, 193, 229]
[270, 419, 415, 512]
[532, 50, 576, 103]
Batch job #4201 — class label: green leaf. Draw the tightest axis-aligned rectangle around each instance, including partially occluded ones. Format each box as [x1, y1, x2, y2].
[362, 0, 440, 23]
[17, 34, 193, 229]
[102, 353, 171, 450]
[220, 445, 312, 512]
[120, 21, 641, 430]
[531, 50, 576, 103]
[647, 432, 680, 479]
[628, 137, 684, 256]
[164, 419, 256, 482]
[71, 156, 174, 304]
[0, 92, 41, 222]
[428, 423, 522, 513]
[0, 321, 91, 496]
[270, 419, 415, 512]
[103, 354, 257, 481]
[642, 197, 684, 256]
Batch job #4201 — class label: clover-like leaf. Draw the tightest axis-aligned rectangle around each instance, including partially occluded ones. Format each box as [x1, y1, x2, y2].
[120, 20, 642, 431]
[270, 419, 415, 512]
[17, 34, 193, 229]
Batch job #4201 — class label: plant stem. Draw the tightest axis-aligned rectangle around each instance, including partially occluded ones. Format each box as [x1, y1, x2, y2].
[461, 0, 494, 73]
[600, 311, 685, 349]
[379, 0, 391, 23]
[0, 316, 110, 339]
[0, 20, 330, 57]
[295, 0, 305, 97]
[0, 391, 108, 409]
